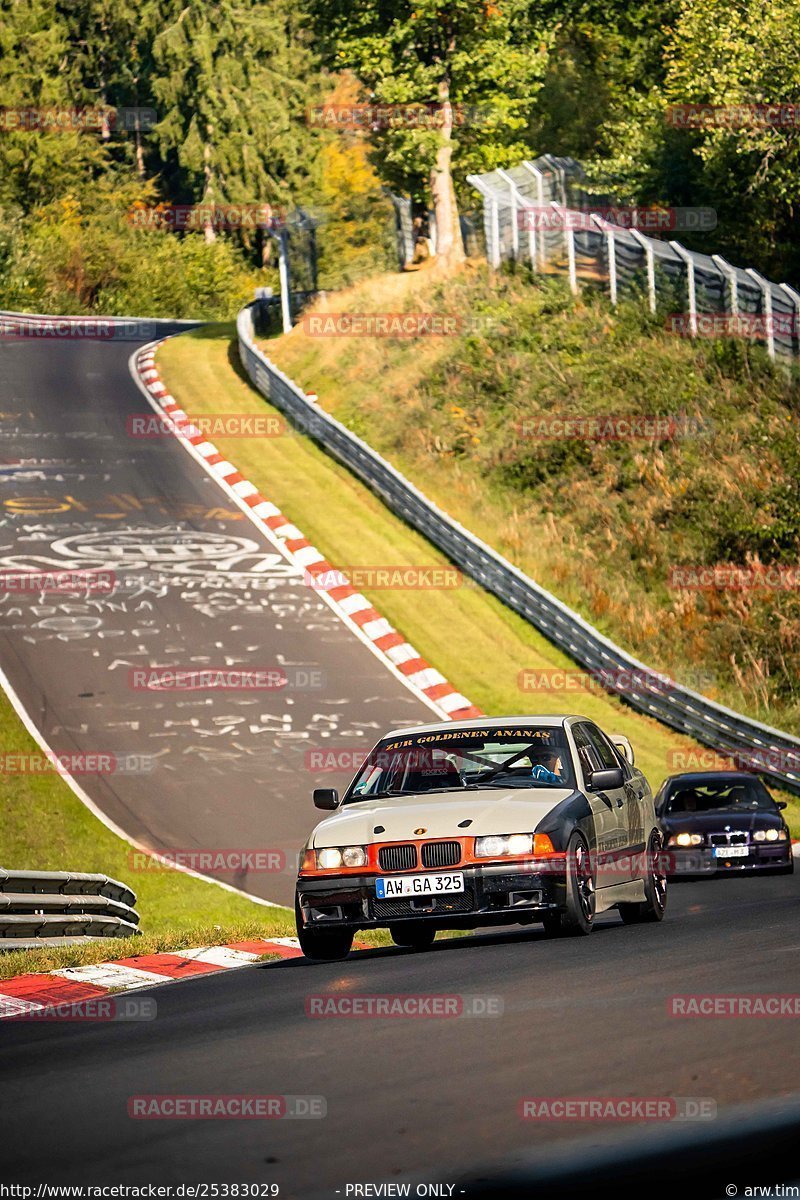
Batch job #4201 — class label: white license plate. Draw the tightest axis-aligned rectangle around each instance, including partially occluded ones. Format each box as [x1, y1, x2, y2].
[713, 845, 748, 858]
[375, 873, 464, 899]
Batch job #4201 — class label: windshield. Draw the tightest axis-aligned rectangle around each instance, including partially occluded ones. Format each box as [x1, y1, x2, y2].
[344, 725, 575, 803]
[664, 778, 777, 815]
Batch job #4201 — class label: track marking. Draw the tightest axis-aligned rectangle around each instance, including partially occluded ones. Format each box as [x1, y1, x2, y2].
[129, 341, 482, 724]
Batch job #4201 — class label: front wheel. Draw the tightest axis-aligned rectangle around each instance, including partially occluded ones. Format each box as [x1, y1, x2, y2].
[295, 898, 354, 961]
[543, 832, 596, 937]
[389, 922, 436, 950]
[619, 831, 667, 924]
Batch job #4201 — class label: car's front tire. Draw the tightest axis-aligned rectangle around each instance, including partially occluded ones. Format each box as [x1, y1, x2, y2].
[619, 831, 667, 924]
[295, 898, 354, 961]
[389, 922, 436, 950]
[543, 831, 596, 937]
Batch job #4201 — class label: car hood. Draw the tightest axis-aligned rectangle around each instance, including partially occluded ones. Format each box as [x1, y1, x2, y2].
[660, 810, 784, 832]
[310, 787, 575, 848]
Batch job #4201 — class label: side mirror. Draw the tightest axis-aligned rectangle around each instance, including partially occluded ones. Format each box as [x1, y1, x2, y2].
[313, 787, 340, 810]
[588, 767, 624, 792]
[776, 800, 787, 810]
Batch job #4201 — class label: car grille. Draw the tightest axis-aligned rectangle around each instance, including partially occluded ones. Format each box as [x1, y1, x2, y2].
[709, 832, 748, 847]
[378, 844, 417, 872]
[372, 889, 475, 920]
[420, 840, 461, 869]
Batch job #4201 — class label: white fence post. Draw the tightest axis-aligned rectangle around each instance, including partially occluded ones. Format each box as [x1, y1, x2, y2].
[554, 202, 577, 293]
[630, 230, 656, 313]
[522, 161, 547, 270]
[712, 254, 739, 325]
[498, 169, 525, 262]
[745, 268, 776, 360]
[526, 210, 537, 270]
[591, 216, 617, 305]
[607, 228, 617, 306]
[490, 199, 501, 268]
[779, 283, 800, 358]
[670, 242, 697, 336]
[277, 230, 292, 334]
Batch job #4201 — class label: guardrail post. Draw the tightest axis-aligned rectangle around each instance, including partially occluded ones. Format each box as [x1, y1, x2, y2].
[630, 230, 657, 313]
[670, 242, 697, 336]
[745, 268, 776, 360]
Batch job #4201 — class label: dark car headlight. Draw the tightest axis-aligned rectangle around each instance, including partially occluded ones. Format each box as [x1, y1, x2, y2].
[753, 829, 787, 842]
[667, 832, 703, 847]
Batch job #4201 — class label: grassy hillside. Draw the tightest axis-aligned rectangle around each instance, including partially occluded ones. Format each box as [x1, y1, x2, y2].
[266, 263, 800, 736]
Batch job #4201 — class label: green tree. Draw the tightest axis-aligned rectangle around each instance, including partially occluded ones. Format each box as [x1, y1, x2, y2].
[56, 0, 162, 178]
[580, 0, 800, 278]
[661, 0, 800, 278]
[0, 0, 112, 211]
[152, 0, 318, 249]
[309, 0, 550, 268]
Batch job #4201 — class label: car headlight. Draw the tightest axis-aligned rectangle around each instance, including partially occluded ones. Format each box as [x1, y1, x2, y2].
[475, 833, 534, 858]
[753, 829, 786, 842]
[316, 846, 367, 869]
[669, 832, 703, 847]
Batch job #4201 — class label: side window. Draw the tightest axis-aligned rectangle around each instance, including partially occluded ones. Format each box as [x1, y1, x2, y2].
[572, 724, 603, 779]
[583, 724, 628, 774]
[600, 731, 633, 776]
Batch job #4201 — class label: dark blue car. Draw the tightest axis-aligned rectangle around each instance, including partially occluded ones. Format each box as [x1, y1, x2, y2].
[654, 771, 794, 876]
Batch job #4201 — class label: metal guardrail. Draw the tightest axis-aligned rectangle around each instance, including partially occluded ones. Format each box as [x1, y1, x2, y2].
[0, 870, 140, 945]
[237, 303, 800, 795]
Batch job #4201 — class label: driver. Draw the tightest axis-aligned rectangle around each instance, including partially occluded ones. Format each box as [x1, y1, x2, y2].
[530, 749, 566, 783]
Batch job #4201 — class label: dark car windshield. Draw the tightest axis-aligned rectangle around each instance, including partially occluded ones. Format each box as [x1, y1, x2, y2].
[663, 778, 777, 815]
[344, 725, 575, 803]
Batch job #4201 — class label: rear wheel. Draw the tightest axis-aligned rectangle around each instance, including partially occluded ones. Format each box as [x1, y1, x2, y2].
[619, 831, 667, 924]
[295, 898, 354, 961]
[543, 832, 596, 937]
[389, 922, 436, 950]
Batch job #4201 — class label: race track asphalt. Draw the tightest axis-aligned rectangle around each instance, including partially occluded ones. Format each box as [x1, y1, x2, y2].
[2, 872, 798, 1195]
[0, 328, 434, 903]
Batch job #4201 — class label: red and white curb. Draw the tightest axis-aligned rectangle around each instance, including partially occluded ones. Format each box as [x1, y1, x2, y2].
[0, 938, 324, 1019]
[132, 346, 483, 723]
